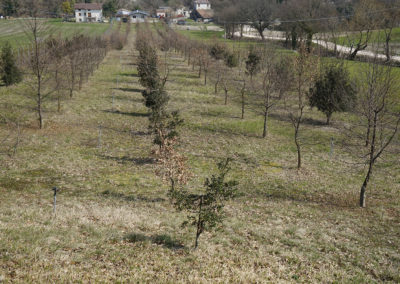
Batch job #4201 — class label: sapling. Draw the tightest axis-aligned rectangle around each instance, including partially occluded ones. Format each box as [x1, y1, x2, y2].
[169, 158, 238, 249]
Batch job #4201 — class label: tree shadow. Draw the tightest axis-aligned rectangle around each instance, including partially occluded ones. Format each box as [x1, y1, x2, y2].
[114, 87, 143, 93]
[172, 72, 199, 79]
[107, 94, 142, 102]
[98, 154, 154, 165]
[103, 109, 149, 117]
[124, 232, 185, 250]
[101, 190, 165, 203]
[119, 72, 139, 77]
[269, 112, 329, 127]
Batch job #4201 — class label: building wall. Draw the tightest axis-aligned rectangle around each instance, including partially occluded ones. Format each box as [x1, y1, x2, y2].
[195, 3, 210, 10]
[75, 9, 103, 22]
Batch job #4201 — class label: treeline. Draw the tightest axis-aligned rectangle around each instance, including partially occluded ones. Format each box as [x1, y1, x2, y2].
[213, 0, 400, 61]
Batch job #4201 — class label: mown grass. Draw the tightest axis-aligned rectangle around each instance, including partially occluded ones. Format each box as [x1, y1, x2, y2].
[0, 25, 399, 282]
[0, 18, 112, 48]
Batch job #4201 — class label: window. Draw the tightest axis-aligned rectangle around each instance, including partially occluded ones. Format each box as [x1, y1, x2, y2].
[84, 13, 86, 16]
[79, 13, 81, 16]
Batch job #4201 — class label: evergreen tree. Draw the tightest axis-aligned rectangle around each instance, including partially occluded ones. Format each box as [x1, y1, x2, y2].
[309, 64, 356, 125]
[245, 48, 261, 82]
[0, 42, 22, 86]
[169, 158, 238, 248]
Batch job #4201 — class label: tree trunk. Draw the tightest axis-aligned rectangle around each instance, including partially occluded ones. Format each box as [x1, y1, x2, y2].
[384, 28, 392, 62]
[385, 36, 391, 62]
[326, 113, 331, 125]
[38, 92, 43, 129]
[204, 70, 207, 85]
[365, 117, 371, 147]
[241, 90, 245, 119]
[262, 108, 269, 138]
[194, 197, 203, 249]
[224, 89, 228, 105]
[359, 165, 373, 208]
[296, 138, 301, 169]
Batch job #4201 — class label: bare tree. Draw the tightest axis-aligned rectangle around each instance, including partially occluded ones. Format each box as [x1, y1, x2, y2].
[285, 44, 319, 169]
[21, 17, 54, 129]
[378, 0, 400, 61]
[345, 0, 380, 60]
[254, 48, 293, 138]
[343, 59, 400, 207]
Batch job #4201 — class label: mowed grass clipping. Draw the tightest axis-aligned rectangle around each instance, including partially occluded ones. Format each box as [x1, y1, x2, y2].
[0, 25, 399, 282]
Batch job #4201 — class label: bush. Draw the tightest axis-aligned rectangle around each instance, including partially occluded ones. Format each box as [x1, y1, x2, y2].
[225, 52, 238, 68]
[309, 64, 356, 125]
[209, 43, 227, 60]
[0, 42, 22, 86]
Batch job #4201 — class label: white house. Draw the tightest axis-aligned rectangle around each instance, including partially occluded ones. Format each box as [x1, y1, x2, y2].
[193, 0, 211, 10]
[74, 3, 103, 23]
[156, 7, 172, 18]
[175, 6, 190, 18]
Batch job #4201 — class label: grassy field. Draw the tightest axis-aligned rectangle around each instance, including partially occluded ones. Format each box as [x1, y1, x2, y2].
[0, 25, 399, 282]
[0, 19, 112, 48]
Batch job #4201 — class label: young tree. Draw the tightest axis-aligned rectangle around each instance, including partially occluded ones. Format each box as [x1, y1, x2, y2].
[0, 41, 22, 86]
[285, 44, 319, 169]
[254, 50, 292, 138]
[137, 41, 160, 93]
[245, 47, 261, 84]
[169, 158, 238, 249]
[21, 17, 54, 129]
[46, 36, 67, 112]
[343, 60, 400, 208]
[153, 111, 190, 192]
[309, 63, 356, 125]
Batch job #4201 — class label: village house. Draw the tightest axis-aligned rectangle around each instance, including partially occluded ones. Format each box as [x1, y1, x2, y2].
[74, 3, 103, 23]
[191, 0, 213, 22]
[130, 10, 149, 22]
[175, 6, 190, 18]
[116, 9, 130, 22]
[156, 7, 172, 18]
[194, 0, 211, 10]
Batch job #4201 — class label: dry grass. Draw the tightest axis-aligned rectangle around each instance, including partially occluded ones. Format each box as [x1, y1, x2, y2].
[0, 26, 399, 283]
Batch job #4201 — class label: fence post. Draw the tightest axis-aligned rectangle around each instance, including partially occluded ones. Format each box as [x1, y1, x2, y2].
[52, 187, 59, 215]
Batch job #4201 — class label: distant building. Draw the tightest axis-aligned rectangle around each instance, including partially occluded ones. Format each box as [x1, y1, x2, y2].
[175, 6, 190, 18]
[193, 0, 211, 10]
[191, 0, 213, 22]
[191, 9, 213, 22]
[156, 6, 172, 18]
[130, 10, 149, 22]
[116, 9, 131, 22]
[74, 3, 103, 22]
